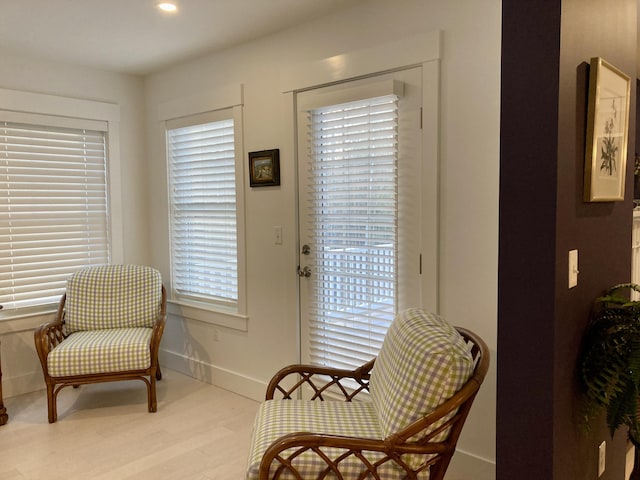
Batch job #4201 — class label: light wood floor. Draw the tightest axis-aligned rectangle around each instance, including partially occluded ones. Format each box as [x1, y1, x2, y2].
[0, 369, 260, 479]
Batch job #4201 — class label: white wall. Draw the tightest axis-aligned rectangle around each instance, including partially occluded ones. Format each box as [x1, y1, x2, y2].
[0, 0, 500, 475]
[145, 0, 500, 477]
[0, 50, 148, 397]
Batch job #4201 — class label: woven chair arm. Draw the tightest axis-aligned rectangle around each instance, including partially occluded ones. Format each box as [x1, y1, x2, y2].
[149, 286, 167, 360]
[33, 319, 66, 368]
[33, 292, 67, 369]
[265, 358, 375, 401]
[258, 431, 448, 480]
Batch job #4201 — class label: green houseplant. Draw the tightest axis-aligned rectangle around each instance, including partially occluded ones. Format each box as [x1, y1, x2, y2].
[580, 283, 640, 466]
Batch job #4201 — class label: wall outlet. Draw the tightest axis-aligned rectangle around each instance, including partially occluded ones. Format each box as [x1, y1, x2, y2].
[598, 440, 606, 477]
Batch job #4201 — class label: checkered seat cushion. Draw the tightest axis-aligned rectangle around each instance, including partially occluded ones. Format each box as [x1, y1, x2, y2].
[246, 309, 474, 479]
[246, 400, 417, 480]
[64, 264, 163, 333]
[48, 327, 153, 377]
[370, 308, 474, 467]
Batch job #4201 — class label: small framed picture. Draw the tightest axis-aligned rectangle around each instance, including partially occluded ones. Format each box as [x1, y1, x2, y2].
[584, 57, 631, 202]
[249, 149, 280, 187]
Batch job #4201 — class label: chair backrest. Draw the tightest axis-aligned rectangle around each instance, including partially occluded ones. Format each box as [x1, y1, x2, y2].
[369, 309, 475, 444]
[64, 264, 163, 333]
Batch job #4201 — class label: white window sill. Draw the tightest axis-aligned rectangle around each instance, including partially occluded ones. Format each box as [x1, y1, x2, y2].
[0, 307, 58, 334]
[167, 300, 248, 332]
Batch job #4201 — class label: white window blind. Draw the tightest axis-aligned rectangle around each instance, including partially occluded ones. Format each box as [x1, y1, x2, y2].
[167, 116, 238, 307]
[306, 94, 398, 370]
[0, 121, 110, 311]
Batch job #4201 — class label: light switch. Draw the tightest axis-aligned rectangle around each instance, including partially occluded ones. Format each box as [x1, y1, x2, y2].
[568, 249, 578, 288]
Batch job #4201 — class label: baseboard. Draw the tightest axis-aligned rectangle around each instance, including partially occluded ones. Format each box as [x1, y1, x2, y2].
[159, 348, 265, 402]
[4, 350, 266, 402]
[3, 371, 44, 398]
[446, 449, 496, 480]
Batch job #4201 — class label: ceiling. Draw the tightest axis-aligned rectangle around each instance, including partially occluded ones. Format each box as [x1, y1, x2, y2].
[0, 0, 362, 76]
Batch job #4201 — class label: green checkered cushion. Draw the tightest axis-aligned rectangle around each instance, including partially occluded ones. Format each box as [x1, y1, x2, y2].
[47, 327, 153, 377]
[65, 265, 162, 333]
[370, 309, 474, 454]
[246, 399, 429, 480]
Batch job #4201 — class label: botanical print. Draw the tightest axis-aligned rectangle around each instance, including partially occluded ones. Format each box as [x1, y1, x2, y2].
[597, 97, 622, 179]
[584, 57, 629, 202]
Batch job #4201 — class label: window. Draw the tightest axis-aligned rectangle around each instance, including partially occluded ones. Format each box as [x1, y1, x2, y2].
[167, 110, 243, 311]
[0, 119, 110, 312]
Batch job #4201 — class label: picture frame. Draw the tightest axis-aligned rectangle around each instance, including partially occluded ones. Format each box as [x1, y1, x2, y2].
[584, 57, 631, 202]
[249, 149, 280, 187]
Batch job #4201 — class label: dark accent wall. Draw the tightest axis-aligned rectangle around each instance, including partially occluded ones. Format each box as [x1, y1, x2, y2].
[499, 0, 636, 479]
[499, 1, 561, 477]
[554, 0, 636, 478]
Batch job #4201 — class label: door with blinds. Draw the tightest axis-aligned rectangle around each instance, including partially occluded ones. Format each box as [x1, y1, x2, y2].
[296, 67, 424, 370]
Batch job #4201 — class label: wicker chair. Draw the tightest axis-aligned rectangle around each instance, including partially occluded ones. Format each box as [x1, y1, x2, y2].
[246, 308, 489, 480]
[34, 264, 167, 423]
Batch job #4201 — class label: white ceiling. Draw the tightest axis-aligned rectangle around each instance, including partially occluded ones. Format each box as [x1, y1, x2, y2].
[0, 0, 362, 76]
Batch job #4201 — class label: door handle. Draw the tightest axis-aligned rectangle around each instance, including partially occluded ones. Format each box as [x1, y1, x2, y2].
[297, 266, 311, 278]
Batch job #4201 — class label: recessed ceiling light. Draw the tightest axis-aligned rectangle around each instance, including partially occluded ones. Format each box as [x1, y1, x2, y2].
[157, 2, 177, 12]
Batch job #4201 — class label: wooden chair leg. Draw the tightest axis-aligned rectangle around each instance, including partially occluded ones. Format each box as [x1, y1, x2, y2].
[0, 350, 7, 426]
[148, 376, 157, 413]
[156, 365, 162, 381]
[47, 383, 57, 424]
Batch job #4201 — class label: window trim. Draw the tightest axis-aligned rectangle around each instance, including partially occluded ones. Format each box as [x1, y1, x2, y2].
[284, 33, 441, 364]
[0, 88, 122, 321]
[283, 34, 440, 314]
[279, 30, 441, 94]
[159, 85, 247, 325]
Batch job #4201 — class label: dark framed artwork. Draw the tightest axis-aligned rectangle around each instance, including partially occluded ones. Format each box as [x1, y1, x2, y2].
[584, 57, 631, 202]
[249, 149, 280, 187]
